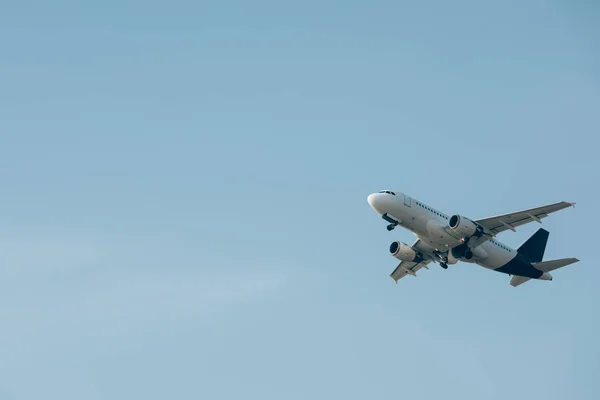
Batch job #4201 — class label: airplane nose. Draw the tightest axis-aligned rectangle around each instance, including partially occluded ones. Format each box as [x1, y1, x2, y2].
[367, 193, 382, 213]
[367, 193, 377, 208]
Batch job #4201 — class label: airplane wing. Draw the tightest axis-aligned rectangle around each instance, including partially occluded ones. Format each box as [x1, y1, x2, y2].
[474, 201, 575, 235]
[390, 260, 432, 282]
[389, 239, 434, 282]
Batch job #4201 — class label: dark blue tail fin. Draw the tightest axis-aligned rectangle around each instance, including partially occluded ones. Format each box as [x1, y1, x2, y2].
[518, 228, 549, 263]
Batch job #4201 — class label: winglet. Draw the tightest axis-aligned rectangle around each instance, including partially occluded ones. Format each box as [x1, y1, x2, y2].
[570, 202, 576, 208]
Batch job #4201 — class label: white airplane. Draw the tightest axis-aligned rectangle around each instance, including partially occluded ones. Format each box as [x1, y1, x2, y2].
[367, 190, 579, 286]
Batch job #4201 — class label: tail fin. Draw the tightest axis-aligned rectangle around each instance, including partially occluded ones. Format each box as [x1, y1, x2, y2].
[518, 228, 549, 262]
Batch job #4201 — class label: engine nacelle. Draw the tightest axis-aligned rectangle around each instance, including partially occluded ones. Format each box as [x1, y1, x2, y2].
[389, 241, 420, 262]
[448, 214, 480, 238]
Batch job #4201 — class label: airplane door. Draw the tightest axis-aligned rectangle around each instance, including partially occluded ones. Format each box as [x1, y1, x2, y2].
[404, 194, 411, 207]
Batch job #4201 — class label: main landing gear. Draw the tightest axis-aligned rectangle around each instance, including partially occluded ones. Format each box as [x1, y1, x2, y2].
[386, 223, 396, 231]
[433, 251, 449, 269]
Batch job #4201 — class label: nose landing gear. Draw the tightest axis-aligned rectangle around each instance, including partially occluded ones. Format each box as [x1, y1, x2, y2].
[382, 214, 399, 232]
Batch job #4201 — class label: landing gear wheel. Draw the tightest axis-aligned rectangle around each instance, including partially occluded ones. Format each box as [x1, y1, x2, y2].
[440, 262, 448, 269]
[386, 224, 396, 231]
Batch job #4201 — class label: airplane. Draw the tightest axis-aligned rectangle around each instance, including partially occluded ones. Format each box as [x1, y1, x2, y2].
[367, 190, 579, 287]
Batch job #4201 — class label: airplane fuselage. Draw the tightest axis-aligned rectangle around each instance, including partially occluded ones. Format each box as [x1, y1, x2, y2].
[367, 191, 552, 280]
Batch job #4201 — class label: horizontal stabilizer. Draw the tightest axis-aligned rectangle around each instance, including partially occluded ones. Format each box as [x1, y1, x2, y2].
[533, 257, 580, 272]
[510, 258, 579, 287]
[510, 276, 532, 287]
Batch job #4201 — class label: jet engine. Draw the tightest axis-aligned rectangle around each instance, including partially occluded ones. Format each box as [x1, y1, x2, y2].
[389, 241, 421, 262]
[448, 214, 483, 238]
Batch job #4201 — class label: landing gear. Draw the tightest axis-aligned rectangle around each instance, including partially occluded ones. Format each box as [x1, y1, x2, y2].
[382, 214, 399, 232]
[433, 251, 449, 269]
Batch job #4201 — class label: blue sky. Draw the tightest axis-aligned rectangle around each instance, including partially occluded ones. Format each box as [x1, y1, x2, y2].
[0, 1, 598, 399]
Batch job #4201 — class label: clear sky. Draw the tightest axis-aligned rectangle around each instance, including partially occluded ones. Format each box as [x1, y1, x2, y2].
[0, 1, 598, 399]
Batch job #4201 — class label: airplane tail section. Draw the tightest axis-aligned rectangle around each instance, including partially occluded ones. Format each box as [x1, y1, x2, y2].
[511, 229, 579, 287]
[517, 228, 549, 262]
[510, 258, 580, 287]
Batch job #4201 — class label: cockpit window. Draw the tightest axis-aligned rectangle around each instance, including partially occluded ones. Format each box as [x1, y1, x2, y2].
[378, 190, 396, 195]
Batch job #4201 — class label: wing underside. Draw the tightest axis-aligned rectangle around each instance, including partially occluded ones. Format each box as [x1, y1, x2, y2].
[390, 260, 432, 282]
[389, 238, 434, 282]
[475, 201, 575, 235]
